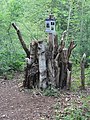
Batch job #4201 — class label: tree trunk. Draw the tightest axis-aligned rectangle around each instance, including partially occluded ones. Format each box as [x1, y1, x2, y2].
[23, 41, 39, 89]
[54, 39, 76, 89]
[38, 41, 47, 89]
[47, 34, 58, 86]
[67, 62, 72, 90]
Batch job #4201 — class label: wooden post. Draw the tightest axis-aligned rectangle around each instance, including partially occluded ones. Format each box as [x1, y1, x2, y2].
[23, 41, 39, 89]
[38, 41, 47, 89]
[80, 53, 86, 89]
[67, 62, 72, 90]
[47, 33, 58, 87]
[29, 41, 38, 64]
[47, 33, 54, 86]
[50, 33, 55, 82]
[55, 53, 60, 88]
[55, 39, 76, 89]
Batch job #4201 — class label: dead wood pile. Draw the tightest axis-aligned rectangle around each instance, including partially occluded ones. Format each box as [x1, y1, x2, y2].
[12, 23, 76, 90]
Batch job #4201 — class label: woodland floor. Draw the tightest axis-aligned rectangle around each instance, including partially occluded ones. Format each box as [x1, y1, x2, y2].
[0, 73, 90, 120]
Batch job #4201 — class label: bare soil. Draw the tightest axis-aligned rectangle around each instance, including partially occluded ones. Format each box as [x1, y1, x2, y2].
[0, 73, 57, 120]
[0, 73, 90, 120]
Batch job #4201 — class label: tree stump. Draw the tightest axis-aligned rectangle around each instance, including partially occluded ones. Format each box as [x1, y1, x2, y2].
[23, 41, 39, 89]
[38, 41, 47, 89]
[12, 23, 76, 90]
[55, 40, 76, 89]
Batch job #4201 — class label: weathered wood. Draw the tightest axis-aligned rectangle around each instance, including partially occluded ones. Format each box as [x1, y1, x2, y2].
[80, 53, 86, 89]
[23, 35, 76, 89]
[55, 53, 60, 87]
[29, 40, 38, 64]
[47, 34, 53, 85]
[67, 40, 77, 61]
[23, 63, 39, 89]
[12, 23, 30, 58]
[23, 40, 39, 89]
[38, 41, 47, 89]
[67, 62, 72, 90]
[55, 47, 68, 89]
[67, 69, 71, 89]
[23, 66, 29, 88]
[12, 23, 76, 90]
[47, 34, 58, 86]
[61, 30, 67, 41]
[53, 35, 58, 54]
[55, 39, 76, 89]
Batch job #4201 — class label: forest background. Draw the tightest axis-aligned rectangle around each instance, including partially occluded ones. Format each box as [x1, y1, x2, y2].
[0, 0, 90, 75]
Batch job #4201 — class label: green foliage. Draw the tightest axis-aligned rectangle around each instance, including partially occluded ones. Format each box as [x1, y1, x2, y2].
[85, 67, 90, 85]
[0, 0, 90, 74]
[54, 94, 90, 120]
[43, 87, 60, 97]
[63, 107, 90, 120]
[0, 47, 25, 75]
[0, 0, 51, 74]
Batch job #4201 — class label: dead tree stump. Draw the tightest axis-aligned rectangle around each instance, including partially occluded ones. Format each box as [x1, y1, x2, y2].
[12, 23, 76, 90]
[38, 41, 47, 89]
[23, 41, 39, 89]
[55, 39, 76, 89]
[46, 34, 58, 86]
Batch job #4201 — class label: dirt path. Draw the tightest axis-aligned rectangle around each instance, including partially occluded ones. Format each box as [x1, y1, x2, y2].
[0, 74, 57, 120]
[0, 74, 90, 120]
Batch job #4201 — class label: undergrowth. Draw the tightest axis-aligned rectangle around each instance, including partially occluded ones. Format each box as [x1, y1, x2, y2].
[43, 87, 60, 97]
[55, 100, 90, 120]
[54, 65, 90, 120]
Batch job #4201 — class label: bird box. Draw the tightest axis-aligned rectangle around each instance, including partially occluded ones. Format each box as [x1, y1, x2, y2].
[45, 15, 55, 34]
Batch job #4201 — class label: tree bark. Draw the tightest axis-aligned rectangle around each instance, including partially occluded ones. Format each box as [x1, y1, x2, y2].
[67, 62, 72, 90]
[55, 40, 76, 89]
[23, 41, 39, 89]
[12, 23, 77, 90]
[29, 41, 38, 64]
[12, 23, 30, 58]
[38, 41, 47, 89]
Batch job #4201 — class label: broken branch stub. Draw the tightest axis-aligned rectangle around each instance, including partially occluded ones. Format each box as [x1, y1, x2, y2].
[68, 40, 77, 60]
[12, 23, 30, 58]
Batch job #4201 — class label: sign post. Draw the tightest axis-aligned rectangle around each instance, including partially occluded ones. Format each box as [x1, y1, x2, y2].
[45, 14, 56, 78]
